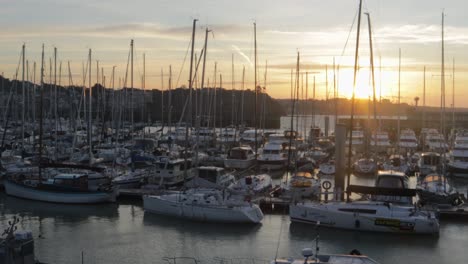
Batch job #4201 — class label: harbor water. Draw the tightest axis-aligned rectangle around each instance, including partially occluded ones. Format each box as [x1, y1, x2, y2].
[1, 174, 468, 264]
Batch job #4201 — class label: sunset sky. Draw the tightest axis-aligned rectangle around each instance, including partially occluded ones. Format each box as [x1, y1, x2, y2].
[1, 0, 467, 107]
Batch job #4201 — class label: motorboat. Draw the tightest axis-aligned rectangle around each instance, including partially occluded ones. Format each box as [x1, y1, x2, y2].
[317, 160, 336, 177]
[283, 171, 320, 199]
[345, 130, 364, 152]
[224, 146, 256, 170]
[398, 129, 418, 153]
[417, 173, 463, 206]
[185, 166, 236, 189]
[352, 158, 378, 175]
[147, 156, 192, 186]
[424, 130, 448, 152]
[381, 155, 409, 175]
[1, 216, 42, 264]
[273, 248, 379, 264]
[143, 188, 264, 223]
[372, 171, 412, 205]
[417, 152, 441, 177]
[240, 129, 264, 145]
[228, 174, 272, 195]
[370, 131, 392, 153]
[447, 131, 468, 177]
[257, 143, 288, 170]
[217, 127, 240, 145]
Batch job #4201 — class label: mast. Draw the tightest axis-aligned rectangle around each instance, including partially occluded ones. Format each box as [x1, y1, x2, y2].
[241, 65, 245, 126]
[33, 62, 36, 125]
[168, 65, 172, 131]
[39, 44, 45, 179]
[130, 39, 134, 137]
[287, 52, 299, 173]
[196, 27, 209, 166]
[184, 19, 197, 181]
[161, 67, 164, 128]
[346, 0, 363, 201]
[441, 12, 446, 140]
[422, 66, 426, 130]
[452, 58, 455, 132]
[365, 13, 378, 133]
[88, 49, 93, 165]
[333, 57, 337, 129]
[397, 48, 401, 153]
[54, 47, 58, 161]
[254, 22, 258, 162]
[231, 54, 235, 126]
[21, 44, 25, 151]
[143, 53, 146, 124]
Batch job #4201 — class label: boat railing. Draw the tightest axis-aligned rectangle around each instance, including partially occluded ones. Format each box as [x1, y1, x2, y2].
[162, 257, 270, 264]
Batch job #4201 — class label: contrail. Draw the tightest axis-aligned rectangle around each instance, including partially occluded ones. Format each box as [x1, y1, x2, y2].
[231, 45, 253, 67]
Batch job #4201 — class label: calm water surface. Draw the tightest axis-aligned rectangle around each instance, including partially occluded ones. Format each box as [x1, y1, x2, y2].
[1, 175, 468, 264]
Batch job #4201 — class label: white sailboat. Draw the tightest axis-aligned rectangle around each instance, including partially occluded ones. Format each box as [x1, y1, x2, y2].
[143, 188, 263, 223]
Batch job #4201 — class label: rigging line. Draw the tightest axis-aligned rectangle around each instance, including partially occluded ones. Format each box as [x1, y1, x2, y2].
[273, 216, 285, 261]
[338, 7, 359, 67]
[174, 35, 193, 89]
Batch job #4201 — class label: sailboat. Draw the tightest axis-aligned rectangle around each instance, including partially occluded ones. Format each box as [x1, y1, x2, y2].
[144, 21, 264, 224]
[4, 46, 118, 204]
[289, 1, 440, 235]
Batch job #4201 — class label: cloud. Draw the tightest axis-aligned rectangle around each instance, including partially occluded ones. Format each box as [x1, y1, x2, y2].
[231, 45, 253, 67]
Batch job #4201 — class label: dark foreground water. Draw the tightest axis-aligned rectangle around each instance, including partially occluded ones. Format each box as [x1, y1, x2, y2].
[1, 177, 468, 264]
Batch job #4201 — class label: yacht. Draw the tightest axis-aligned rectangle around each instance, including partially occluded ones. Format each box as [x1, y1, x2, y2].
[273, 248, 379, 264]
[283, 171, 320, 199]
[424, 130, 448, 152]
[228, 174, 273, 195]
[147, 156, 192, 186]
[191, 127, 216, 146]
[417, 152, 441, 177]
[372, 171, 412, 205]
[240, 129, 263, 145]
[417, 173, 463, 206]
[217, 127, 240, 145]
[345, 130, 365, 152]
[185, 166, 236, 189]
[352, 158, 378, 175]
[447, 132, 468, 176]
[143, 188, 264, 223]
[257, 143, 288, 170]
[370, 131, 392, 153]
[224, 146, 256, 170]
[381, 154, 409, 175]
[317, 160, 336, 177]
[398, 129, 418, 153]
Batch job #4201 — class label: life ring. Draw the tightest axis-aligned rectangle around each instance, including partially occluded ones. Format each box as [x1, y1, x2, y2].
[322, 180, 332, 190]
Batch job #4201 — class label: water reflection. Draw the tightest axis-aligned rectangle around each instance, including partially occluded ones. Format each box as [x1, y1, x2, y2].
[0, 193, 119, 223]
[143, 212, 262, 237]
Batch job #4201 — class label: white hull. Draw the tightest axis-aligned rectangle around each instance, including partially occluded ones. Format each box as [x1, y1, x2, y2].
[4, 180, 118, 204]
[143, 195, 263, 223]
[224, 158, 255, 170]
[257, 159, 286, 170]
[290, 201, 439, 234]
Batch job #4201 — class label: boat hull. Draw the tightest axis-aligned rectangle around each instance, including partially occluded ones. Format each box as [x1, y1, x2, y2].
[224, 158, 255, 170]
[4, 180, 118, 204]
[143, 195, 263, 223]
[290, 202, 439, 234]
[446, 163, 468, 177]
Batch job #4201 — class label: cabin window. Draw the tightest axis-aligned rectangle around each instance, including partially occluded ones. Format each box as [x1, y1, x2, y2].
[199, 170, 217, 182]
[377, 177, 404, 188]
[338, 208, 377, 214]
